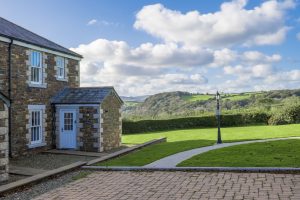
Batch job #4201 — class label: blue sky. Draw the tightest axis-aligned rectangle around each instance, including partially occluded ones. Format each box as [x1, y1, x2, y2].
[1, 0, 300, 96]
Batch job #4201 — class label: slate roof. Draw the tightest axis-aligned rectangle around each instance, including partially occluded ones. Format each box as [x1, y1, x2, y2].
[0, 17, 82, 58]
[51, 87, 123, 104]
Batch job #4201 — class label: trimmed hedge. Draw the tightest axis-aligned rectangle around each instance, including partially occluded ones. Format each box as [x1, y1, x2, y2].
[123, 112, 270, 134]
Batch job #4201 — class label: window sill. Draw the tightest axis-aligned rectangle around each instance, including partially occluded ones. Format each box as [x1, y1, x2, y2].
[28, 83, 47, 88]
[27, 142, 47, 149]
[56, 77, 68, 82]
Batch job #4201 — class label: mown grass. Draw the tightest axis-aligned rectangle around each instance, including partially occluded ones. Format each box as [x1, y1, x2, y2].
[96, 124, 300, 166]
[178, 139, 300, 167]
[122, 124, 300, 144]
[97, 140, 214, 166]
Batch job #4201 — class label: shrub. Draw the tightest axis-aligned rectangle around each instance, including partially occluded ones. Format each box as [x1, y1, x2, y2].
[268, 103, 300, 125]
[123, 112, 269, 134]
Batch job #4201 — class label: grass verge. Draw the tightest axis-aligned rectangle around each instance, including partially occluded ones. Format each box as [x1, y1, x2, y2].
[98, 124, 300, 166]
[178, 139, 300, 167]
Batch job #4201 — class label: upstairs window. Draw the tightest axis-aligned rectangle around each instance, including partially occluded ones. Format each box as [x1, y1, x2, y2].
[30, 51, 42, 84]
[56, 57, 65, 79]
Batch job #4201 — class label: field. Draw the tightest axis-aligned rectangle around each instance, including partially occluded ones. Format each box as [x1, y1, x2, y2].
[182, 94, 214, 101]
[97, 124, 300, 166]
[181, 92, 260, 102]
[222, 93, 253, 101]
[178, 139, 300, 167]
[124, 101, 141, 107]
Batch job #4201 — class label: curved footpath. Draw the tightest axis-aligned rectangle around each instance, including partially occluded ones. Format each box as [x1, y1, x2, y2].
[144, 137, 300, 168]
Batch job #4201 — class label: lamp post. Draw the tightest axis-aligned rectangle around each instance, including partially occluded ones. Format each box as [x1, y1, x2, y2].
[216, 91, 222, 144]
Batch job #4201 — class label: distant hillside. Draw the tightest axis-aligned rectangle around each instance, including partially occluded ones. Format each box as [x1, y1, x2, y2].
[121, 95, 149, 102]
[122, 89, 300, 120]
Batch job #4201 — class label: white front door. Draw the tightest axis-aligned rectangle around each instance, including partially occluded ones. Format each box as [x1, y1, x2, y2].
[60, 109, 76, 149]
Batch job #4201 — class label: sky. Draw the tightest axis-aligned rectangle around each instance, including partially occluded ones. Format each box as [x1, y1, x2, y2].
[1, 0, 300, 96]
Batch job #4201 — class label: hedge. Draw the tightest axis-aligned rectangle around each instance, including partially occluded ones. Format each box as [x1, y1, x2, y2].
[123, 112, 270, 134]
[268, 104, 300, 125]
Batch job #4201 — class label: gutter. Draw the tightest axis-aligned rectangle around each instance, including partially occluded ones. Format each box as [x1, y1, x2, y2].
[8, 38, 13, 158]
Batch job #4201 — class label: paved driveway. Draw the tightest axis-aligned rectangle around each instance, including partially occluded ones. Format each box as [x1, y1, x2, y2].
[34, 171, 300, 200]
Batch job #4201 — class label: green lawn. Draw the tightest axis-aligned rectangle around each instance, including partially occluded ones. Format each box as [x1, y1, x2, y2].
[99, 140, 214, 166]
[178, 139, 300, 167]
[96, 124, 300, 166]
[123, 124, 300, 144]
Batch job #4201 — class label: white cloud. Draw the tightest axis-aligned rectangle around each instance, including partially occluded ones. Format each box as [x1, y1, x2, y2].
[71, 37, 290, 96]
[241, 51, 281, 64]
[210, 49, 238, 67]
[71, 39, 213, 95]
[87, 19, 119, 27]
[87, 19, 97, 26]
[162, 73, 208, 85]
[134, 0, 295, 47]
[252, 64, 275, 78]
[72, 39, 214, 71]
[99, 20, 119, 26]
[221, 65, 300, 93]
[73, 0, 298, 96]
[224, 64, 275, 78]
[211, 49, 281, 68]
[265, 69, 300, 83]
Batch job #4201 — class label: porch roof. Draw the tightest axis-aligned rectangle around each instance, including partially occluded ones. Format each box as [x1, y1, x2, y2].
[51, 87, 123, 105]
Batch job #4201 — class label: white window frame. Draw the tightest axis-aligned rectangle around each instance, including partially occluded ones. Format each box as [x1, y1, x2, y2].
[30, 110, 42, 145]
[30, 51, 43, 84]
[28, 105, 45, 147]
[56, 56, 65, 79]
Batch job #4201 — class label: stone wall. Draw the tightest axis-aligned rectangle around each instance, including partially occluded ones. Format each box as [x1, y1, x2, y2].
[78, 106, 100, 152]
[0, 41, 80, 157]
[0, 101, 8, 182]
[0, 42, 9, 96]
[101, 92, 122, 151]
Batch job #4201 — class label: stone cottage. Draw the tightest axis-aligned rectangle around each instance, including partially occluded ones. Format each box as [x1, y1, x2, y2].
[51, 87, 123, 152]
[0, 17, 123, 180]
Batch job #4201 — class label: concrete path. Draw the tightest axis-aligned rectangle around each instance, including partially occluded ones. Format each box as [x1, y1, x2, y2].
[145, 137, 300, 168]
[33, 171, 300, 200]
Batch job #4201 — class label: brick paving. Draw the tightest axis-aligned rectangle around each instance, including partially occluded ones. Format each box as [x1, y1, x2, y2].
[34, 171, 300, 200]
